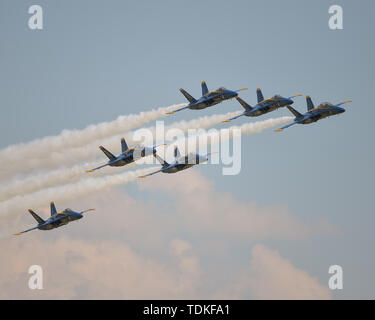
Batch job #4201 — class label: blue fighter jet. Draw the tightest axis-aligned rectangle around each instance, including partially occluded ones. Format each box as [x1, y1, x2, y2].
[14, 202, 94, 235]
[87, 138, 165, 172]
[167, 81, 247, 114]
[223, 88, 301, 122]
[138, 146, 216, 178]
[274, 96, 351, 132]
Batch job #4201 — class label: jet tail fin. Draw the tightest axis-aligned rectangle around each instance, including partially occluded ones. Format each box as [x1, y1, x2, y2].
[179, 88, 197, 103]
[287, 106, 303, 119]
[50, 202, 57, 216]
[99, 146, 116, 160]
[174, 146, 181, 159]
[256, 88, 264, 103]
[28, 209, 45, 224]
[236, 97, 253, 111]
[201, 81, 209, 96]
[306, 96, 314, 111]
[121, 138, 128, 153]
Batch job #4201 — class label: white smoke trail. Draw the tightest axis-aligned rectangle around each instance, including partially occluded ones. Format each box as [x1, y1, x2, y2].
[0, 103, 186, 179]
[0, 166, 159, 222]
[0, 116, 292, 205]
[0, 111, 244, 202]
[161, 116, 293, 155]
[0, 116, 293, 237]
[0, 110, 244, 182]
[0, 160, 135, 202]
[222, 116, 293, 137]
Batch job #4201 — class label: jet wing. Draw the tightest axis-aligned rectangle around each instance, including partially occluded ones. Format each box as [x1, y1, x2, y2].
[138, 167, 166, 178]
[14, 225, 40, 235]
[222, 113, 245, 123]
[274, 122, 297, 132]
[86, 163, 111, 173]
[166, 105, 190, 115]
[86, 157, 126, 172]
[336, 100, 352, 106]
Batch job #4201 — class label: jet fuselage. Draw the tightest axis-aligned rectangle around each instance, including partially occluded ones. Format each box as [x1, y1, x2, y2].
[38, 210, 83, 231]
[188, 89, 238, 110]
[295, 106, 345, 125]
[245, 97, 294, 117]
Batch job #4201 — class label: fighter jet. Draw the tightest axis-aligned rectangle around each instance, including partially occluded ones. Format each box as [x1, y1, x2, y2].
[14, 202, 94, 235]
[274, 96, 351, 132]
[87, 138, 165, 172]
[138, 146, 215, 178]
[166, 81, 247, 114]
[223, 88, 302, 122]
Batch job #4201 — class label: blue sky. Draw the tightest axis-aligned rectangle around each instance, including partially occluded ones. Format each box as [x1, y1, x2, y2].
[0, 0, 374, 298]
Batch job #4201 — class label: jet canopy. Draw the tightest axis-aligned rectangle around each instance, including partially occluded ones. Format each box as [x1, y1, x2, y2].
[271, 94, 283, 99]
[64, 208, 73, 213]
[317, 102, 333, 109]
[215, 87, 226, 92]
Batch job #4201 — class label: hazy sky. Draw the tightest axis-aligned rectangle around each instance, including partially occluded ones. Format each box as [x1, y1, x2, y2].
[0, 0, 374, 299]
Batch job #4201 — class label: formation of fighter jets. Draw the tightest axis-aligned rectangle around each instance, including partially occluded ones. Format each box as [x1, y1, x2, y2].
[14, 81, 351, 235]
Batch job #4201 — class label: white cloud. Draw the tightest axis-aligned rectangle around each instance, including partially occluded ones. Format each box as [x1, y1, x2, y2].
[226, 244, 332, 299]
[137, 169, 337, 239]
[0, 236, 201, 299]
[0, 169, 336, 299]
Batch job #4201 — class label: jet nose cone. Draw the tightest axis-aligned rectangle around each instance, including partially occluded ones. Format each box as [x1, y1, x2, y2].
[287, 98, 294, 105]
[339, 107, 345, 113]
